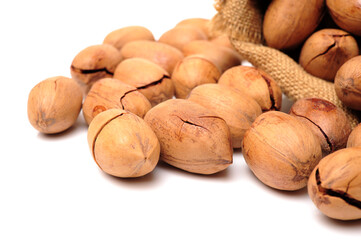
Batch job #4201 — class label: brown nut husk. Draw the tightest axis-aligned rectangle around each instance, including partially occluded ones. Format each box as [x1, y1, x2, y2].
[187, 84, 262, 148]
[347, 123, 361, 148]
[83, 78, 152, 125]
[218, 66, 282, 111]
[171, 55, 221, 99]
[158, 26, 207, 51]
[182, 40, 242, 72]
[103, 26, 155, 50]
[88, 109, 160, 178]
[327, 0, 361, 36]
[113, 58, 174, 106]
[299, 29, 359, 81]
[308, 147, 361, 220]
[263, 0, 325, 49]
[175, 18, 211, 38]
[289, 98, 352, 154]
[120, 40, 183, 74]
[27, 76, 82, 134]
[70, 44, 122, 95]
[334, 56, 361, 111]
[242, 111, 322, 191]
[144, 99, 233, 174]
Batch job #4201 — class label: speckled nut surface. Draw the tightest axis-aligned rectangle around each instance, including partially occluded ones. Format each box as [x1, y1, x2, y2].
[171, 55, 221, 99]
[347, 123, 361, 148]
[158, 26, 207, 50]
[70, 44, 122, 94]
[242, 111, 322, 191]
[144, 99, 233, 175]
[299, 29, 359, 81]
[308, 147, 361, 220]
[175, 18, 211, 38]
[120, 40, 183, 74]
[113, 58, 174, 106]
[82, 78, 151, 125]
[87, 109, 160, 178]
[27, 76, 83, 134]
[218, 66, 282, 111]
[334, 56, 361, 111]
[188, 84, 262, 148]
[289, 98, 352, 154]
[103, 26, 155, 50]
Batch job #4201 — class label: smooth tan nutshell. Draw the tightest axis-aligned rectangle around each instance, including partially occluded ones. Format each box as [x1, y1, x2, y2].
[144, 99, 233, 175]
[188, 84, 262, 148]
[88, 109, 160, 178]
[218, 66, 282, 111]
[113, 58, 174, 106]
[182, 40, 241, 73]
[103, 26, 154, 50]
[83, 78, 151, 125]
[299, 29, 359, 81]
[327, 0, 361, 36]
[335, 56, 361, 111]
[120, 40, 183, 74]
[70, 44, 122, 94]
[308, 147, 361, 220]
[27, 76, 82, 134]
[289, 98, 352, 154]
[347, 124, 361, 148]
[242, 111, 322, 191]
[171, 55, 221, 99]
[210, 35, 234, 49]
[158, 26, 207, 50]
[263, 0, 325, 49]
[175, 18, 211, 38]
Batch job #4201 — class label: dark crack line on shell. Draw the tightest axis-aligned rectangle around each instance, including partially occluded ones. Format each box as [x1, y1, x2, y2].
[119, 89, 138, 110]
[304, 41, 336, 70]
[71, 65, 113, 75]
[260, 73, 277, 110]
[316, 168, 361, 210]
[290, 111, 333, 152]
[173, 115, 210, 132]
[136, 75, 169, 90]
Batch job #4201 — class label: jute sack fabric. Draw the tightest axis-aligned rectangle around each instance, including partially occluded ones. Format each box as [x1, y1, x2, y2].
[211, 0, 360, 128]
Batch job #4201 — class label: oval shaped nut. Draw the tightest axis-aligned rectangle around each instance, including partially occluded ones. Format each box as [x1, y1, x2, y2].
[308, 147, 361, 220]
[210, 35, 234, 49]
[263, 0, 325, 49]
[299, 29, 359, 81]
[218, 66, 282, 111]
[83, 78, 151, 125]
[182, 40, 242, 73]
[171, 55, 221, 99]
[175, 18, 211, 38]
[88, 109, 160, 178]
[144, 99, 233, 175]
[188, 84, 262, 148]
[242, 111, 322, 191]
[70, 44, 122, 95]
[335, 56, 361, 111]
[120, 40, 183, 75]
[113, 58, 174, 106]
[159, 26, 207, 51]
[347, 124, 361, 148]
[103, 26, 155, 50]
[289, 98, 352, 154]
[327, 0, 361, 36]
[27, 76, 83, 134]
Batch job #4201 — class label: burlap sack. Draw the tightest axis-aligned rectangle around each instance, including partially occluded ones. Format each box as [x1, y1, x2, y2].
[211, 0, 360, 128]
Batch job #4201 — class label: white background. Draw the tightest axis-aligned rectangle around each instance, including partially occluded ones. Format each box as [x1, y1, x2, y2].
[1, 0, 360, 239]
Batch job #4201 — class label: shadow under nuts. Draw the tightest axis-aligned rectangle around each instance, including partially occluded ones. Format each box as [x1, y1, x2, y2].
[171, 55, 221, 99]
[88, 109, 160, 178]
[242, 111, 322, 191]
[347, 123, 361, 148]
[113, 58, 174, 106]
[289, 98, 352, 154]
[187, 84, 262, 148]
[334, 56, 361, 111]
[27, 76, 82, 134]
[299, 29, 359, 81]
[82, 78, 151, 125]
[144, 99, 233, 175]
[70, 44, 122, 95]
[263, 0, 325, 49]
[308, 147, 361, 220]
[218, 66, 282, 111]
